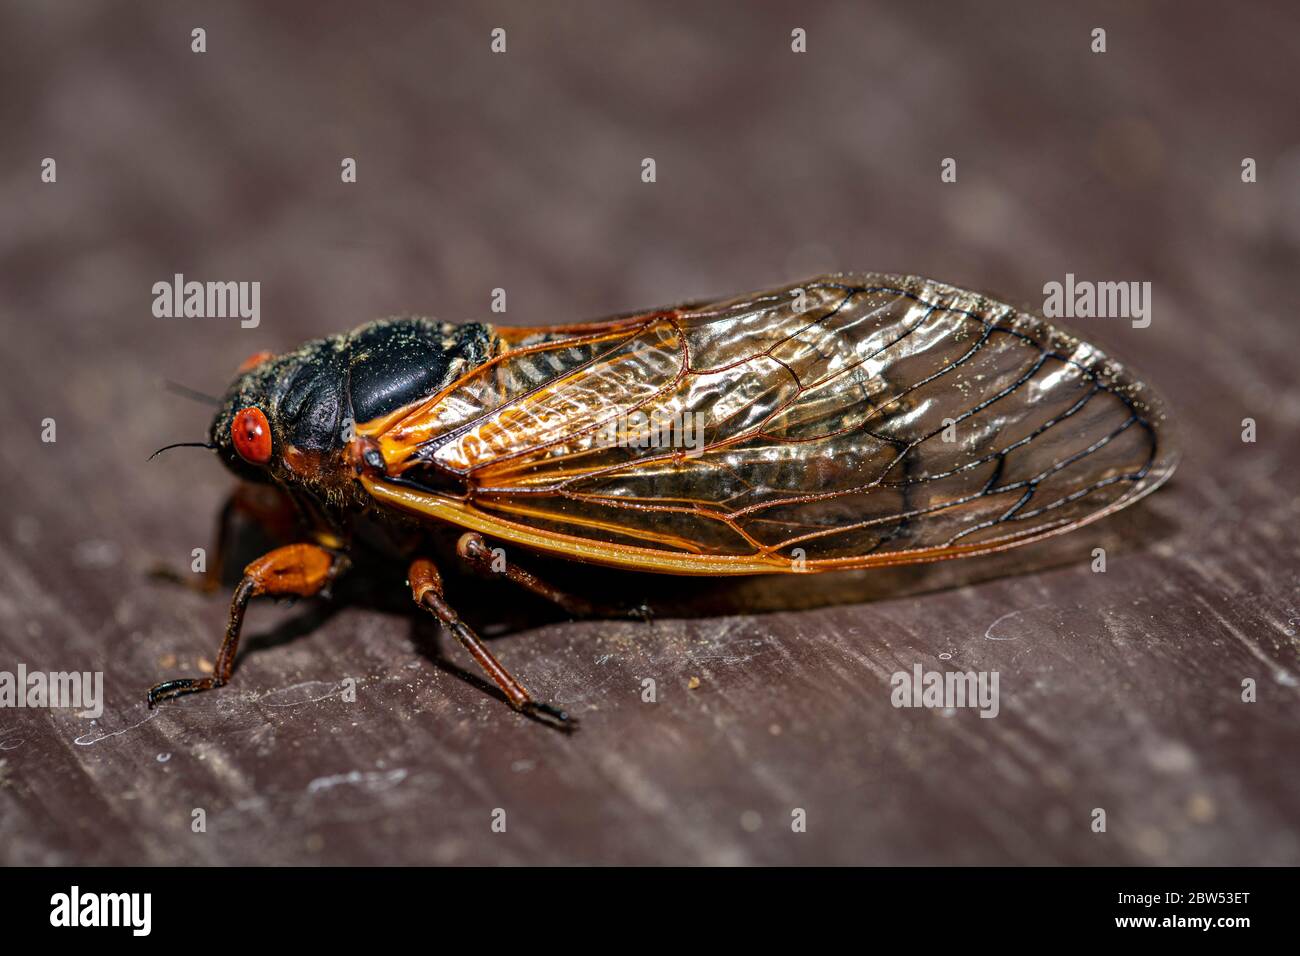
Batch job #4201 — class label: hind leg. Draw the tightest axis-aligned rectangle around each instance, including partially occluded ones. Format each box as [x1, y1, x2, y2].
[455, 532, 651, 621]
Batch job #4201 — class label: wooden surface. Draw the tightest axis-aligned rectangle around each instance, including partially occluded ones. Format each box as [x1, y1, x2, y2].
[1, 1, 1298, 865]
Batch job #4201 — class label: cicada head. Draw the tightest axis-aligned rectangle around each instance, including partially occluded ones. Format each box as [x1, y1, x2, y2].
[210, 334, 361, 497]
[210, 349, 291, 485]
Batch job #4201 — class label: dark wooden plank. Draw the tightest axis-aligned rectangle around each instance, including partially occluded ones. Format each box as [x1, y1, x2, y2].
[1, 0, 1297, 865]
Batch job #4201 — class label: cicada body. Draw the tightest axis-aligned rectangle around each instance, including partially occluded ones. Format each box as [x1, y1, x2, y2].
[154, 274, 1177, 727]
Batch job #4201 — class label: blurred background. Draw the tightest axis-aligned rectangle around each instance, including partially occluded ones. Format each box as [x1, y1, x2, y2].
[0, 1, 1297, 865]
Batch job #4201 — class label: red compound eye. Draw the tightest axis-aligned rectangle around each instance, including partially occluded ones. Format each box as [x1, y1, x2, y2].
[231, 407, 272, 465]
[237, 350, 273, 374]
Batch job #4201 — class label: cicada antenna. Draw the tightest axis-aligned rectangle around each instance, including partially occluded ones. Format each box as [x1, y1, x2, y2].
[148, 441, 217, 461]
[164, 379, 222, 406]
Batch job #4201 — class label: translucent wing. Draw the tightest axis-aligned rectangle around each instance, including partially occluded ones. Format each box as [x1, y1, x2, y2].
[358, 274, 1177, 575]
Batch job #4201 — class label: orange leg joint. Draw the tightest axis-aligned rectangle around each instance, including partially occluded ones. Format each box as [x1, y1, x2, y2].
[148, 543, 348, 706]
[408, 556, 576, 731]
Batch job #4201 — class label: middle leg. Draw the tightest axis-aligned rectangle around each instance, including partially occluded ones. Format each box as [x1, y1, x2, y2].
[408, 557, 576, 731]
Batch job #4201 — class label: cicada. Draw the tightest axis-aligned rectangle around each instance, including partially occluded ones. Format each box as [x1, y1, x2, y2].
[149, 274, 1177, 728]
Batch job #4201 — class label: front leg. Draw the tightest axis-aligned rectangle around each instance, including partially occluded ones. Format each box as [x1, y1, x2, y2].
[148, 543, 349, 705]
[150, 483, 301, 594]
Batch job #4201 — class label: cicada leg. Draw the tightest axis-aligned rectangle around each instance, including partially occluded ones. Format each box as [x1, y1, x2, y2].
[148, 543, 349, 705]
[455, 532, 652, 622]
[148, 494, 235, 594]
[408, 557, 577, 732]
[149, 484, 301, 594]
